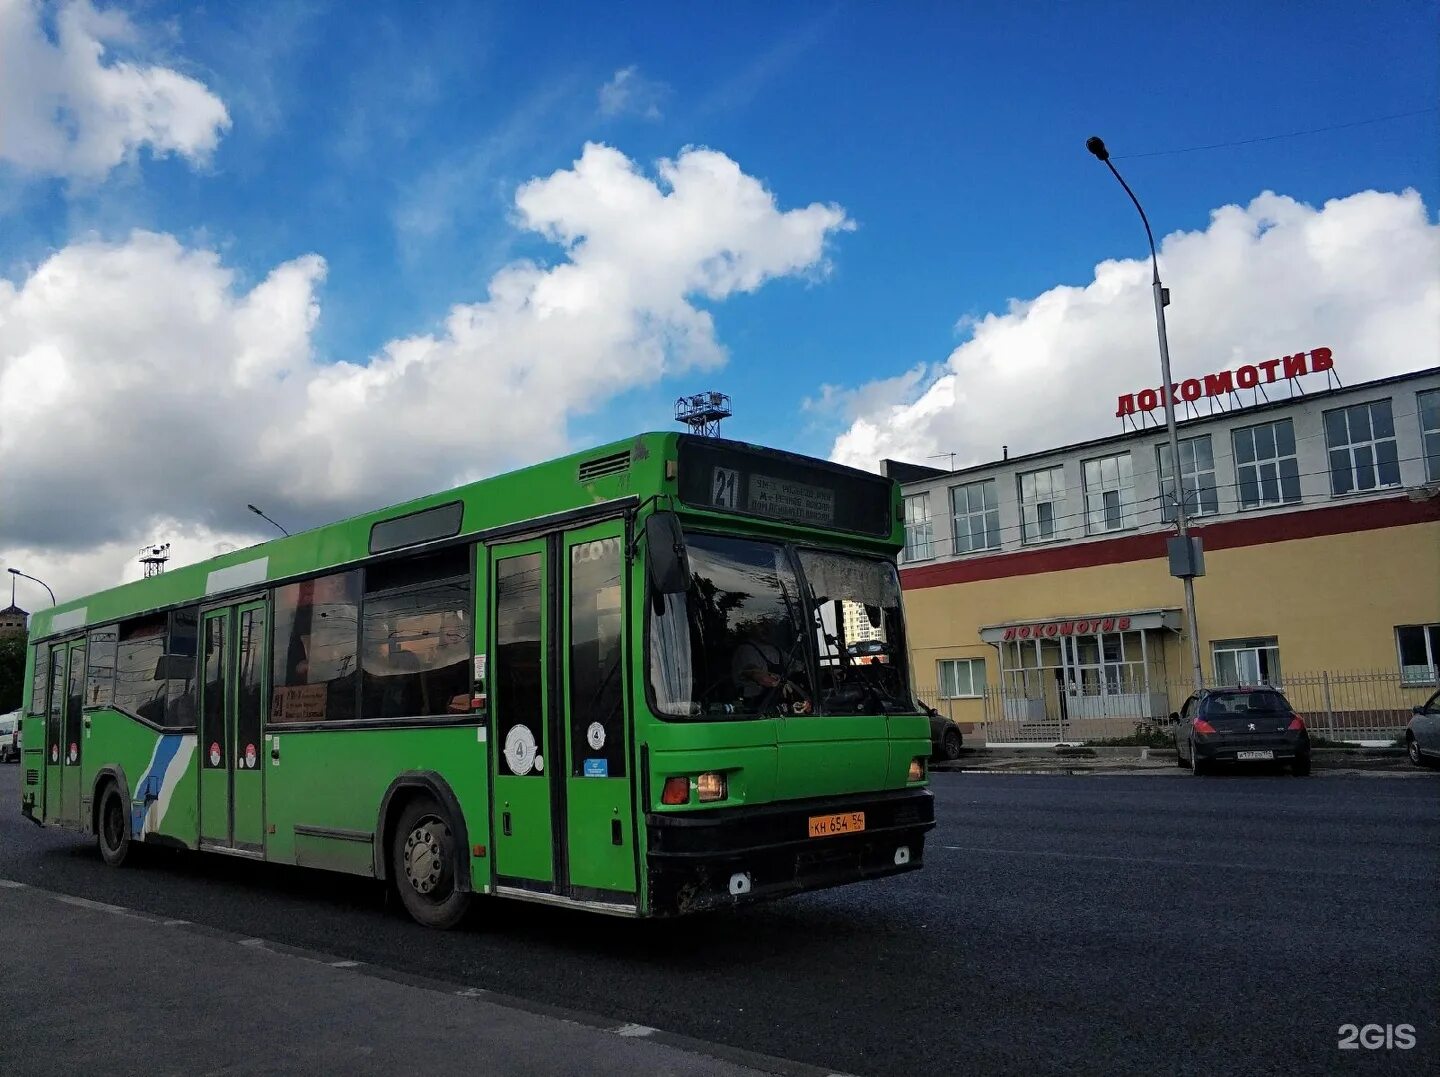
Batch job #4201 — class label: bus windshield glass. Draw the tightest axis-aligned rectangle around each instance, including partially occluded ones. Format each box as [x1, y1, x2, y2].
[648, 532, 913, 719]
[796, 548, 912, 716]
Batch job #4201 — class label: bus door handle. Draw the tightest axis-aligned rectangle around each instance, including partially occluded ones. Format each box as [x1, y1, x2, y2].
[502, 811, 512, 836]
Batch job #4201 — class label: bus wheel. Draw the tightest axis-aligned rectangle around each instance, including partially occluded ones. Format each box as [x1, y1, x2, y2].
[391, 797, 470, 929]
[97, 783, 132, 867]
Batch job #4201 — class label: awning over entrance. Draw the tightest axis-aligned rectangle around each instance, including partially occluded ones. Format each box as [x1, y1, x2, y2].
[978, 608, 1181, 644]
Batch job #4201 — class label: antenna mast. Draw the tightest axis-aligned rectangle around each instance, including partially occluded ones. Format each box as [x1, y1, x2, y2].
[675, 391, 733, 437]
[139, 543, 171, 578]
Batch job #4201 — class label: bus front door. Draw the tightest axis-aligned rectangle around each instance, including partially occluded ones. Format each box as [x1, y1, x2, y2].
[489, 540, 556, 890]
[488, 525, 637, 908]
[199, 598, 268, 853]
[560, 523, 636, 902]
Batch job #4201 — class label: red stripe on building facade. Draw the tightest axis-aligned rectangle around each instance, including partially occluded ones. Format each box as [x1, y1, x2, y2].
[899, 495, 1440, 590]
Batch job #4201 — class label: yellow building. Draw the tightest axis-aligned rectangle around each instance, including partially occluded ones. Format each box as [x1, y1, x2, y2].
[888, 364, 1440, 743]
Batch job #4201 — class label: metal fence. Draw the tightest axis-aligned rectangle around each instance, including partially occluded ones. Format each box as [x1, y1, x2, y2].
[917, 669, 1432, 747]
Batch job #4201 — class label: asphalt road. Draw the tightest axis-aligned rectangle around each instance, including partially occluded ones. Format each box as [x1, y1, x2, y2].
[3, 765, 1437, 1076]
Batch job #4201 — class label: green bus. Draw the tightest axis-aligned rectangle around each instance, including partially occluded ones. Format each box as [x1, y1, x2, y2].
[17, 433, 934, 926]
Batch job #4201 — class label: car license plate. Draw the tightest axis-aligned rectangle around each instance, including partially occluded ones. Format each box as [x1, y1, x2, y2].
[1236, 750, 1274, 760]
[808, 811, 865, 838]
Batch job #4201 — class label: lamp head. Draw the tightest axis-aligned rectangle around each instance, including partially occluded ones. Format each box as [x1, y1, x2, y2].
[6, 568, 18, 575]
[1085, 136, 1109, 162]
[247, 504, 262, 515]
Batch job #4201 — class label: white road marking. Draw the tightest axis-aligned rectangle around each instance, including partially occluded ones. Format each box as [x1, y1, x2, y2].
[0, 878, 28, 889]
[614, 1023, 656, 1038]
[330, 960, 361, 968]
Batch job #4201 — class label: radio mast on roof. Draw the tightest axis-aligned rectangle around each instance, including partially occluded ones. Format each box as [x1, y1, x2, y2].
[675, 391, 732, 437]
[139, 543, 171, 578]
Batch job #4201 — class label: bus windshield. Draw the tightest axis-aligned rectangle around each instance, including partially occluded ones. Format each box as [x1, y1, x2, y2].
[648, 531, 913, 719]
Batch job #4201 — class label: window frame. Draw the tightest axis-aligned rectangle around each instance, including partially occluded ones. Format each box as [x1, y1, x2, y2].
[1081, 452, 1135, 535]
[1232, 417, 1301, 511]
[902, 491, 934, 562]
[949, 479, 1000, 555]
[937, 657, 986, 699]
[1157, 434, 1219, 522]
[1211, 637, 1283, 687]
[1017, 465, 1066, 546]
[1418, 388, 1440, 485]
[1323, 398, 1401, 497]
[1395, 623, 1440, 687]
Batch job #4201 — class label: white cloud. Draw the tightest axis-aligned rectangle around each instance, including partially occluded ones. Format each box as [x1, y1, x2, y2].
[598, 65, 667, 121]
[829, 189, 1440, 471]
[0, 142, 851, 601]
[0, 0, 230, 179]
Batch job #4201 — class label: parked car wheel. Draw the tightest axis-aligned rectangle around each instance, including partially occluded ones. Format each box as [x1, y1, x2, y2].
[940, 727, 963, 761]
[1189, 743, 1207, 776]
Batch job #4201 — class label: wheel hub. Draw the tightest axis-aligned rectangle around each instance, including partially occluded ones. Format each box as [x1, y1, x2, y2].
[403, 820, 447, 895]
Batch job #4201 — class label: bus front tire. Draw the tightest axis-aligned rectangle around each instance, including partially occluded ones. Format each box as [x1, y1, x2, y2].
[97, 783, 132, 867]
[391, 797, 470, 930]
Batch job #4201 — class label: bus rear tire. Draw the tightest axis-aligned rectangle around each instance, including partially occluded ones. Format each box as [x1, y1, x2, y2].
[391, 797, 471, 930]
[97, 783, 132, 868]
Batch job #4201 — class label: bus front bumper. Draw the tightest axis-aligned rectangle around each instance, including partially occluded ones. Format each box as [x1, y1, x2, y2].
[645, 787, 935, 916]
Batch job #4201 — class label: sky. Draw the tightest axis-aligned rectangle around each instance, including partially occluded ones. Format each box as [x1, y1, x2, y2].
[1, 0, 1437, 604]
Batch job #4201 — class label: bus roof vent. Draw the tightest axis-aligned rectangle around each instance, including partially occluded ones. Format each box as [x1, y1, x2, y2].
[578, 450, 631, 483]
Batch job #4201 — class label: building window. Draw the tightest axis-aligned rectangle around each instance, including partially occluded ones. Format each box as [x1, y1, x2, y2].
[1157, 436, 1219, 522]
[1212, 637, 1282, 686]
[950, 480, 999, 554]
[903, 492, 934, 561]
[938, 658, 986, 698]
[1082, 453, 1134, 534]
[1233, 419, 1300, 509]
[1419, 389, 1440, 484]
[1324, 399, 1400, 495]
[1018, 466, 1065, 544]
[1396, 624, 1440, 685]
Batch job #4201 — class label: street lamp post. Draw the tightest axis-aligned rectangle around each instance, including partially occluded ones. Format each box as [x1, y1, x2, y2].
[1085, 136, 1205, 692]
[7, 567, 57, 606]
[247, 504, 291, 537]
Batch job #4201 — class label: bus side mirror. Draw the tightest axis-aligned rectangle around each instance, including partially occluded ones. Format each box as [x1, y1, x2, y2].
[864, 604, 881, 629]
[645, 512, 690, 596]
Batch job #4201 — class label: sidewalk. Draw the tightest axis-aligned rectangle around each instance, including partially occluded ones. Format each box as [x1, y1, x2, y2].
[0, 881, 815, 1077]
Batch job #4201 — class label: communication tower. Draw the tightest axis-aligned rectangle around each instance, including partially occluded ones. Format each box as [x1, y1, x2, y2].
[139, 543, 171, 578]
[674, 391, 732, 437]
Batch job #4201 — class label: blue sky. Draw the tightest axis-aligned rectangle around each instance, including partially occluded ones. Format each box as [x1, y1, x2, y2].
[2, 0, 1437, 597]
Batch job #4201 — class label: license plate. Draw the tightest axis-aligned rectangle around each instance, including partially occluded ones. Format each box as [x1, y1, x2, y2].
[808, 811, 865, 838]
[1236, 750, 1274, 760]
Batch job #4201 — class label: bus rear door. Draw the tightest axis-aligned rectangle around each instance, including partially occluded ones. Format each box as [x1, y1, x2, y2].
[198, 598, 268, 853]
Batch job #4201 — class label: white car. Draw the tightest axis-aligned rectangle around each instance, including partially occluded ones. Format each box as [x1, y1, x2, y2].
[0, 710, 19, 764]
[1405, 689, 1440, 768]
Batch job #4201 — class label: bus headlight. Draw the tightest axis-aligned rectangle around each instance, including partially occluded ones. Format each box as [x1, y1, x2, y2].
[908, 757, 926, 782]
[696, 771, 727, 802]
